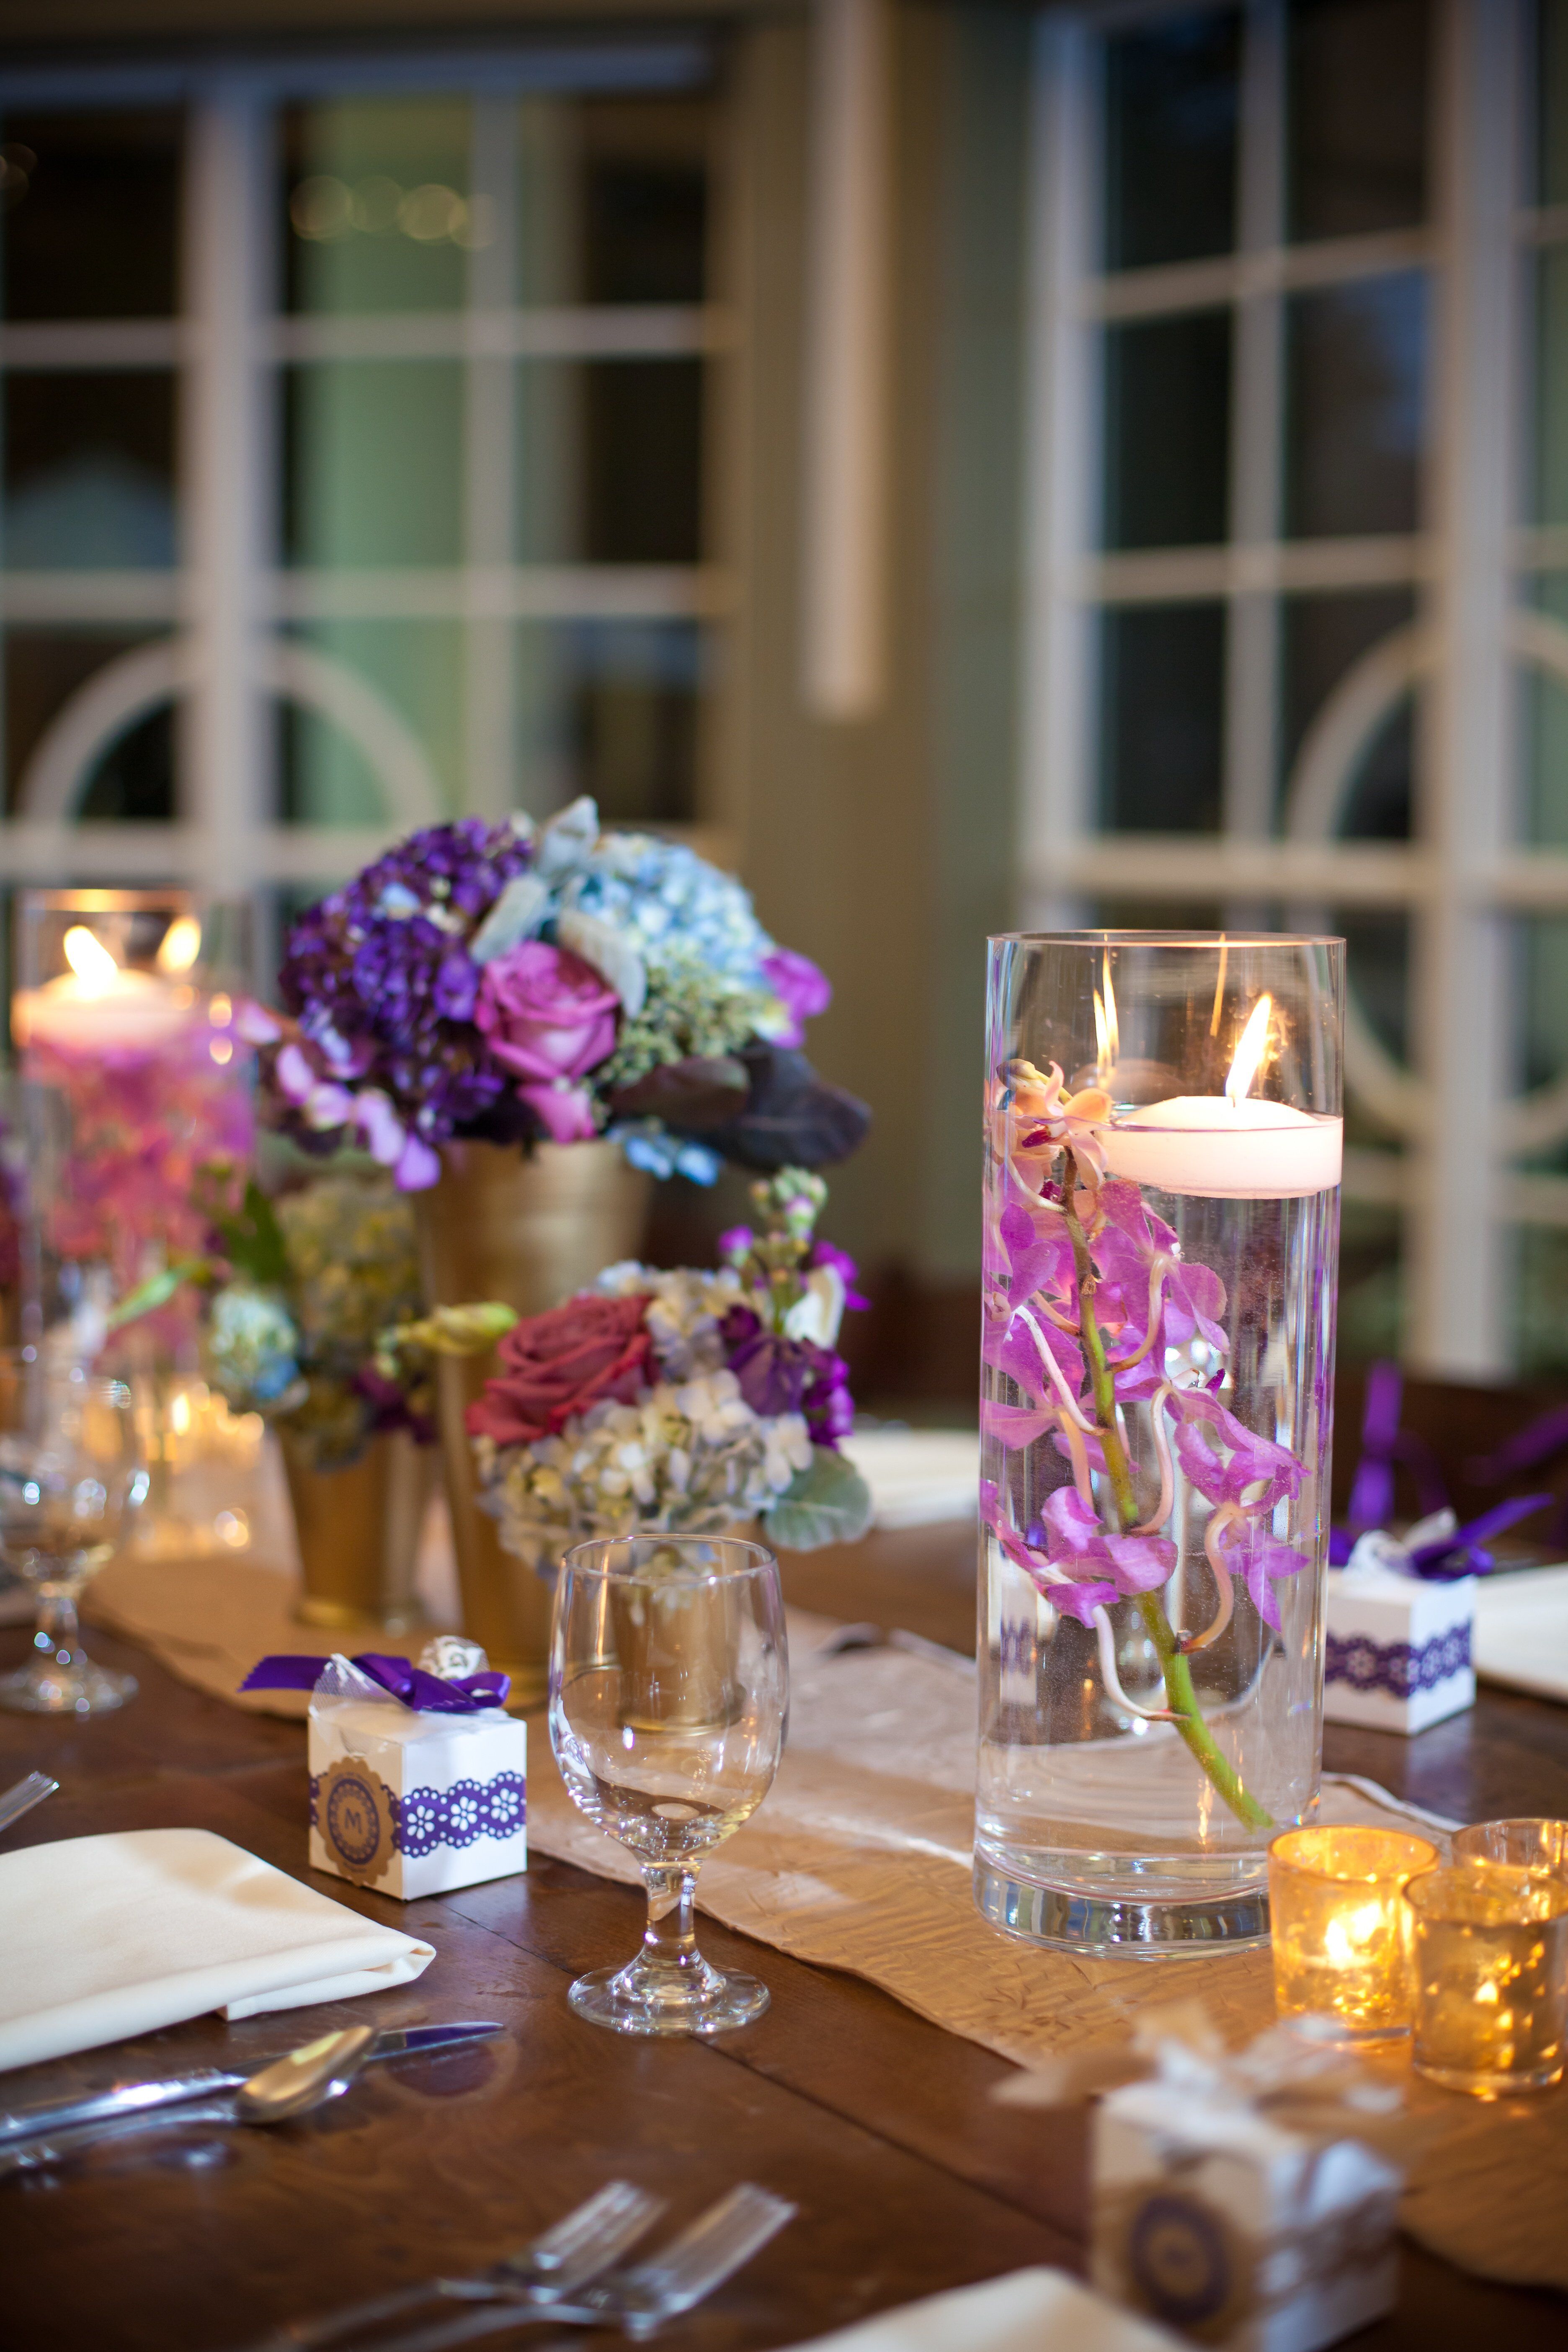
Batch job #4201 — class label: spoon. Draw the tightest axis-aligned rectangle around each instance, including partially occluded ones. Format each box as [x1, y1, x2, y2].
[0, 2024, 378, 2175]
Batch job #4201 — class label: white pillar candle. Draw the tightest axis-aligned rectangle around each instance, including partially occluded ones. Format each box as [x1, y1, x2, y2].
[1096, 1098, 1343, 1199]
[12, 926, 194, 1054]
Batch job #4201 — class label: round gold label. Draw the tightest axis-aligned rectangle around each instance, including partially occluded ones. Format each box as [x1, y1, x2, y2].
[317, 1754, 396, 1888]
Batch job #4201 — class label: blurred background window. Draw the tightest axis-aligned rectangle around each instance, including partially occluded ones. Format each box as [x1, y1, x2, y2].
[0, 44, 728, 965]
[1026, 0, 1568, 1383]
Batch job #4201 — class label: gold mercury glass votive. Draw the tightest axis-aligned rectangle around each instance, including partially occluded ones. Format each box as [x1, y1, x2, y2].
[1452, 1818, 1568, 1880]
[1403, 1863, 1568, 2095]
[1269, 1825, 1439, 2040]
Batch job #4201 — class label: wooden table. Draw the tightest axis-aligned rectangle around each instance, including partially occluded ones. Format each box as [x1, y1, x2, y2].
[2, 1527, 1565, 2352]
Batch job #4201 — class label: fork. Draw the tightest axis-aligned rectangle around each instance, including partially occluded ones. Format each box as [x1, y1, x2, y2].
[325, 2184, 796, 2352]
[248, 2182, 666, 2352]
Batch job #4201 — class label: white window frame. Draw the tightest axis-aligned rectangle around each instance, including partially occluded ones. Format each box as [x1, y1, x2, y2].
[1021, 0, 1568, 1377]
[0, 39, 735, 907]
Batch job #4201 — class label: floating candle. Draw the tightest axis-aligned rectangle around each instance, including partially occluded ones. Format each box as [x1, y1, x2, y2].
[13, 925, 194, 1054]
[1270, 1824, 1438, 2041]
[1095, 991, 1342, 1199]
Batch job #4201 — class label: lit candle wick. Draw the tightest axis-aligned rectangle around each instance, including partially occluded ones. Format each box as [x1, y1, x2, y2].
[1225, 993, 1272, 1112]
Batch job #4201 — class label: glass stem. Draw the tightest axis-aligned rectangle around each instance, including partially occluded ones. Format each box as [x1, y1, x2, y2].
[640, 1864, 703, 1978]
[1061, 1153, 1273, 1833]
[36, 1583, 81, 1659]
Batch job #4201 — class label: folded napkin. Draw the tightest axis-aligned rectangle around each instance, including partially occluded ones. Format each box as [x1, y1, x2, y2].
[774, 2270, 1173, 2352]
[1473, 1562, 1568, 1702]
[842, 1429, 979, 1529]
[0, 1828, 435, 2072]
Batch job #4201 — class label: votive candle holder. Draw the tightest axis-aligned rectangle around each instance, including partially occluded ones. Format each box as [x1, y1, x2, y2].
[1452, 1818, 1568, 1880]
[1404, 1863, 1568, 2095]
[1269, 1824, 1439, 2040]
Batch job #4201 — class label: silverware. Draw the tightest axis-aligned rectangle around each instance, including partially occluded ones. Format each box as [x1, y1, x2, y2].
[331, 2184, 797, 2352]
[817, 1621, 976, 1674]
[0, 2019, 503, 2146]
[250, 2180, 667, 2352]
[0, 1770, 58, 1834]
[0, 2025, 378, 2176]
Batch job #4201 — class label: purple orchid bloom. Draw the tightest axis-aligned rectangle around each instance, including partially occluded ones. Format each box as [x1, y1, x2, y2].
[1211, 1515, 1310, 1631]
[988, 1198, 1076, 1312]
[1037, 1486, 1177, 1601]
[1163, 1387, 1305, 1514]
[1093, 1179, 1229, 1362]
[979, 1479, 1119, 1625]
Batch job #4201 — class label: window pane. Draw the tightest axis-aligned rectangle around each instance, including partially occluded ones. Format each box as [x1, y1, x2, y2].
[1279, 589, 1415, 834]
[1537, 0, 1568, 209]
[1342, 909, 1409, 1067]
[1519, 916, 1568, 1159]
[3, 371, 177, 569]
[518, 620, 702, 825]
[284, 99, 471, 316]
[1102, 312, 1231, 549]
[1287, 0, 1429, 242]
[1103, 13, 1240, 272]
[4, 628, 172, 816]
[1338, 1200, 1403, 1362]
[1532, 253, 1568, 528]
[281, 620, 462, 822]
[1524, 575, 1568, 847]
[284, 363, 464, 566]
[1098, 603, 1224, 831]
[1284, 275, 1426, 538]
[0, 110, 182, 320]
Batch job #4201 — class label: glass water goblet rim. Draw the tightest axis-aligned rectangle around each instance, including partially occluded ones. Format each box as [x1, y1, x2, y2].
[988, 927, 1346, 950]
[1403, 1861, 1568, 1925]
[560, 1533, 781, 1588]
[1269, 1824, 1439, 1885]
[0, 1349, 131, 1408]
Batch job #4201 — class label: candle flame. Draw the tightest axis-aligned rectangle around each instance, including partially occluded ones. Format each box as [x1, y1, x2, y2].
[62, 926, 120, 988]
[1093, 953, 1119, 1084]
[1225, 994, 1272, 1109]
[157, 915, 202, 975]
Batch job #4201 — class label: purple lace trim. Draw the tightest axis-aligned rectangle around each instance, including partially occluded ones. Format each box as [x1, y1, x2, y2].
[1326, 1622, 1471, 1700]
[309, 1770, 527, 1857]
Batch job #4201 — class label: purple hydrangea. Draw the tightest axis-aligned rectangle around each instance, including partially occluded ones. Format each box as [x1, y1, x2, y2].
[278, 820, 534, 1152]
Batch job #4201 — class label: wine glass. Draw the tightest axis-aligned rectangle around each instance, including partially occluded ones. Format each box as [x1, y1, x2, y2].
[0, 1353, 143, 1715]
[549, 1534, 789, 2036]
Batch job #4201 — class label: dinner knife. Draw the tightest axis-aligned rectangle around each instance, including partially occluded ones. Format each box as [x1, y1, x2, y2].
[0, 2019, 503, 2144]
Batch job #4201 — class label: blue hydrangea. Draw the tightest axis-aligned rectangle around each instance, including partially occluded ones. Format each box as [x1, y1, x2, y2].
[609, 1119, 722, 1186]
[557, 833, 776, 988]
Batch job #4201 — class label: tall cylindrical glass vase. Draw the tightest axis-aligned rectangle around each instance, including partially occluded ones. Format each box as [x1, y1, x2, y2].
[976, 933, 1343, 1954]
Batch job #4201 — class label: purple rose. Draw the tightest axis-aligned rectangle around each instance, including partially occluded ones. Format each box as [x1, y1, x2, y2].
[475, 941, 619, 1145]
[761, 950, 832, 1049]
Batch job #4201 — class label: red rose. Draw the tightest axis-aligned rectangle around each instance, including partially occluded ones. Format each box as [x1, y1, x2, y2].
[466, 1291, 652, 1446]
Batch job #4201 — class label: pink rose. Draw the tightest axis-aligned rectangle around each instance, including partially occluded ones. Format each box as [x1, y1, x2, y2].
[761, 949, 831, 1048]
[475, 941, 619, 1144]
[466, 1291, 652, 1445]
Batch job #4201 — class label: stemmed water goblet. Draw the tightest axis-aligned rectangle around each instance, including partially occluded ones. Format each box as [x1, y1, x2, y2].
[0, 1352, 143, 1715]
[549, 1534, 789, 2036]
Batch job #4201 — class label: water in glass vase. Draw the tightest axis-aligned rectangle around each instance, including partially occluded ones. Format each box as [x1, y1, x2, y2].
[977, 931, 1343, 1955]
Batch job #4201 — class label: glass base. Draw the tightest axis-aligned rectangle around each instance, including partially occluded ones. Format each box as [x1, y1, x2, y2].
[568, 1955, 770, 2037]
[1415, 2057, 1564, 2097]
[0, 1654, 138, 1715]
[974, 1851, 1271, 1957]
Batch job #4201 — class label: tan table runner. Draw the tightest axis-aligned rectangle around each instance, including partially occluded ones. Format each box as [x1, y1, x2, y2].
[83, 1540, 1568, 2297]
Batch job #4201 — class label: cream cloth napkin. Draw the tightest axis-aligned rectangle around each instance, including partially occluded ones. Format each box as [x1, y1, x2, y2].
[1473, 1562, 1568, 1702]
[773, 2269, 1174, 2351]
[0, 1827, 435, 2072]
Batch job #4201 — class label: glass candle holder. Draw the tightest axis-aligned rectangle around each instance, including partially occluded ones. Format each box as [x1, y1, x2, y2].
[1269, 1824, 1439, 2039]
[1404, 1863, 1568, 2094]
[977, 932, 1343, 1955]
[10, 891, 253, 1363]
[1453, 1818, 1568, 1880]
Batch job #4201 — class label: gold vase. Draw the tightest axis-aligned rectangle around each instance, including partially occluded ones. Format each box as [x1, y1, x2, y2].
[413, 1138, 650, 1705]
[281, 1427, 436, 1634]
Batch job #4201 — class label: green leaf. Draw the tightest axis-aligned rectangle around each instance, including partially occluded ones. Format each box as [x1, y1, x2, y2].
[106, 1259, 204, 1331]
[764, 1447, 873, 1553]
[216, 1179, 289, 1288]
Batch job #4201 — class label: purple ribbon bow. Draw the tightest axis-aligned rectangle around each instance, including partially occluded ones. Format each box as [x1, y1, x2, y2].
[241, 1653, 511, 1713]
[1343, 1360, 1450, 1537]
[1402, 1493, 1552, 1581]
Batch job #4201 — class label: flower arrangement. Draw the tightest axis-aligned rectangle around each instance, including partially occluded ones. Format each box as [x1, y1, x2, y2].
[468, 1170, 873, 1569]
[248, 799, 867, 1191]
[983, 1062, 1311, 1830]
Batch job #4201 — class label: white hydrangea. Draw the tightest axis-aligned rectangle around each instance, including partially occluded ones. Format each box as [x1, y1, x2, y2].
[475, 1365, 812, 1573]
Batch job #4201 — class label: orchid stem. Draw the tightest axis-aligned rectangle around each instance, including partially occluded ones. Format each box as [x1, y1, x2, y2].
[1060, 1153, 1272, 1834]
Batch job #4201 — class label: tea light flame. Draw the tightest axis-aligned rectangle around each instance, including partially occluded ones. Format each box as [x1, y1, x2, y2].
[157, 916, 202, 975]
[1093, 953, 1120, 1086]
[1225, 993, 1273, 1110]
[62, 926, 120, 989]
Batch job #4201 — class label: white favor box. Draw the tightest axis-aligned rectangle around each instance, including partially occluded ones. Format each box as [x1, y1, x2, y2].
[308, 1695, 526, 1901]
[1091, 2078, 1400, 2352]
[1323, 1563, 1475, 1735]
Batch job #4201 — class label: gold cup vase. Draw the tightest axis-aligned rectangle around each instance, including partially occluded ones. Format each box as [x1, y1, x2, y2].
[414, 1138, 650, 1705]
[281, 1426, 436, 1635]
